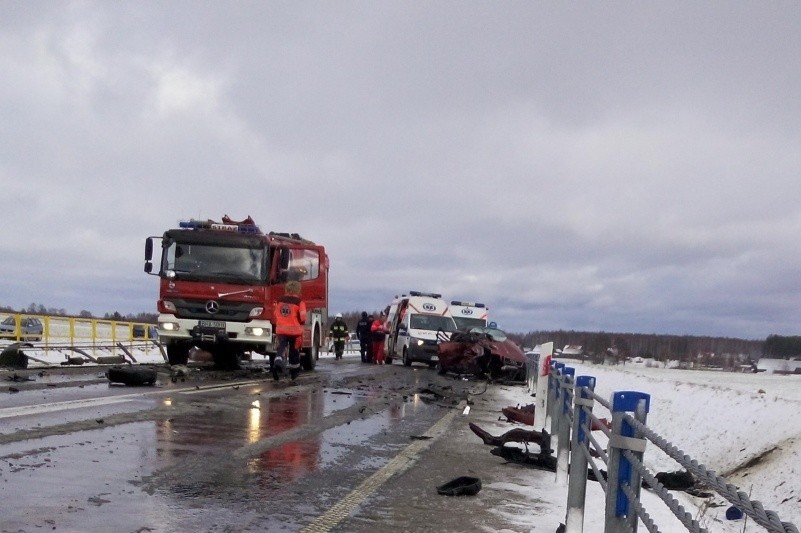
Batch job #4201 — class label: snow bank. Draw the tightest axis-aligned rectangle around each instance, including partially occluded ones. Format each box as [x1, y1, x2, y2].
[496, 362, 801, 532]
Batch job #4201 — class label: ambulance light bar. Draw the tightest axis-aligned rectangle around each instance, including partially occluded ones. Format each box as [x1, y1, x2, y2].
[451, 301, 486, 308]
[409, 291, 442, 298]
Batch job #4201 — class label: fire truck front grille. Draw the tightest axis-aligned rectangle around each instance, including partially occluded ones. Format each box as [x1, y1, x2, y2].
[171, 299, 258, 322]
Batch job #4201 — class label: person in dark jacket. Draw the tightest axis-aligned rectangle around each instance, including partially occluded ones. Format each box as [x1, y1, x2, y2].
[273, 281, 306, 381]
[329, 313, 349, 360]
[355, 312, 372, 363]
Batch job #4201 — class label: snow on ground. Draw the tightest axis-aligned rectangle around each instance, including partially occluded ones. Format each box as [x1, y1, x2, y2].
[490, 360, 801, 532]
[4, 342, 799, 531]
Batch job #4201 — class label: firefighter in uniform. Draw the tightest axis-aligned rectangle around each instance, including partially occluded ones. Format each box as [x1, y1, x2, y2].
[329, 313, 349, 360]
[273, 281, 307, 381]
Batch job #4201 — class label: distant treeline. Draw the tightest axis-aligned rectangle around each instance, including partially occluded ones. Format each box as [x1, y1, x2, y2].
[7, 303, 799, 359]
[519, 330, 765, 360]
[325, 313, 801, 361]
[763, 334, 801, 358]
[333, 312, 774, 360]
[0, 303, 158, 323]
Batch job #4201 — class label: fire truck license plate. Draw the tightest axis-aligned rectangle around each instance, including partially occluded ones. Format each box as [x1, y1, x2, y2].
[199, 320, 226, 330]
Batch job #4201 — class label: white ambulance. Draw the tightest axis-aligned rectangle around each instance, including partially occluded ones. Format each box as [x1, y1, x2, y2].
[383, 291, 458, 367]
[449, 301, 489, 330]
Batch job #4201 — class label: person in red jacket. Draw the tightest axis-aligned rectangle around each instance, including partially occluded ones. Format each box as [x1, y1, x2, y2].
[273, 281, 307, 381]
[370, 312, 389, 365]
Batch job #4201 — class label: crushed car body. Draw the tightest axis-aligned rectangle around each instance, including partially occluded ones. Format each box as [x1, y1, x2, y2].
[437, 325, 526, 381]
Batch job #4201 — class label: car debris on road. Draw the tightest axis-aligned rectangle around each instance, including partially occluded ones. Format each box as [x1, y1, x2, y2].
[436, 476, 482, 496]
[106, 365, 158, 386]
[437, 325, 527, 381]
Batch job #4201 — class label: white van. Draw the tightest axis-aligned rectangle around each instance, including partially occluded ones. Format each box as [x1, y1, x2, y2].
[384, 291, 458, 367]
[449, 301, 489, 330]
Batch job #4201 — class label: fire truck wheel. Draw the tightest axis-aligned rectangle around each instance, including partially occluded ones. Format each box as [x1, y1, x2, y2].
[167, 344, 189, 366]
[302, 326, 320, 371]
[107, 366, 157, 386]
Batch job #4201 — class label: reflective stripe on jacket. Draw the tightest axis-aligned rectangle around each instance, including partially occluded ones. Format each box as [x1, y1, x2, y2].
[330, 321, 348, 341]
[274, 295, 307, 336]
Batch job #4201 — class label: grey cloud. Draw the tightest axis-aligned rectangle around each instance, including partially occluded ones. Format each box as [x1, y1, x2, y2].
[2, 2, 801, 339]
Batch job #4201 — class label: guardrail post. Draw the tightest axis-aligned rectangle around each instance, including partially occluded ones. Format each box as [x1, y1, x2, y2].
[547, 361, 556, 431]
[604, 391, 650, 533]
[43, 315, 50, 348]
[566, 375, 596, 533]
[526, 351, 537, 395]
[533, 342, 553, 431]
[550, 361, 565, 437]
[557, 366, 575, 485]
[546, 360, 556, 430]
[68, 317, 76, 346]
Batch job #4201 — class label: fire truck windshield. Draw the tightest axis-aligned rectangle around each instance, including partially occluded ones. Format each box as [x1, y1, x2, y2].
[163, 242, 267, 283]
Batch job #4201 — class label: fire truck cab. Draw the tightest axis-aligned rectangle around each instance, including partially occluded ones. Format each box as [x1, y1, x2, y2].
[144, 216, 329, 370]
[383, 291, 458, 367]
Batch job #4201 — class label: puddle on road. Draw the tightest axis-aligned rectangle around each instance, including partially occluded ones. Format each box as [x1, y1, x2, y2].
[151, 384, 442, 480]
[0, 422, 174, 532]
[0, 382, 452, 531]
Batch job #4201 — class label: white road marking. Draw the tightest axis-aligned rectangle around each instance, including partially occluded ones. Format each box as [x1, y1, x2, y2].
[301, 400, 465, 533]
[0, 396, 137, 418]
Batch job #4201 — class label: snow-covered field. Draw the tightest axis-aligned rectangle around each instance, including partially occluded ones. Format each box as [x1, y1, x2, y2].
[492, 360, 801, 532]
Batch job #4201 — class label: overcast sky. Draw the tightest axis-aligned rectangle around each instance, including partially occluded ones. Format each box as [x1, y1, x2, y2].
[2, 2, 800, 339]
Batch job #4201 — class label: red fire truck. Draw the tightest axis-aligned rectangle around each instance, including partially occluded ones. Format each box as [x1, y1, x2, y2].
[144, 215, 329, 370]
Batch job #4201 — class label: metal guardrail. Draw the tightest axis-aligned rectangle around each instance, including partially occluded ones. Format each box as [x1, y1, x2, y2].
[0, 313, 164, 363]
[0, 313, 158, 343]
[546, 361, 799, 533]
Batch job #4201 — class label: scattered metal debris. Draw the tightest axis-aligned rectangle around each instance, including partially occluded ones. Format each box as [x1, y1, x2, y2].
[436, 476, 482, 496]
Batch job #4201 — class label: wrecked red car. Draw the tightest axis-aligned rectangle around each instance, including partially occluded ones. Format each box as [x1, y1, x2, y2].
[436, 326, 527, 381]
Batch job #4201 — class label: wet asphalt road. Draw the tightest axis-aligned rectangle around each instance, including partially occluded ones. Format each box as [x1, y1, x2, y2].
[0, 355, 560, 533]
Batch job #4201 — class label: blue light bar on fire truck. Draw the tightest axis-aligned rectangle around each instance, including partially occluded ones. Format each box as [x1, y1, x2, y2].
[178, 219, 262, 234]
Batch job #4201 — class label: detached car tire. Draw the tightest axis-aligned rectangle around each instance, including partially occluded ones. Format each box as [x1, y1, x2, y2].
[107, 366, 157, 386]
[0, 344, 30, 369]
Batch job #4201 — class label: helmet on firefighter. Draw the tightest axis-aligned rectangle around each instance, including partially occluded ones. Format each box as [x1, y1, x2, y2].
[335, 313, 342, 319]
